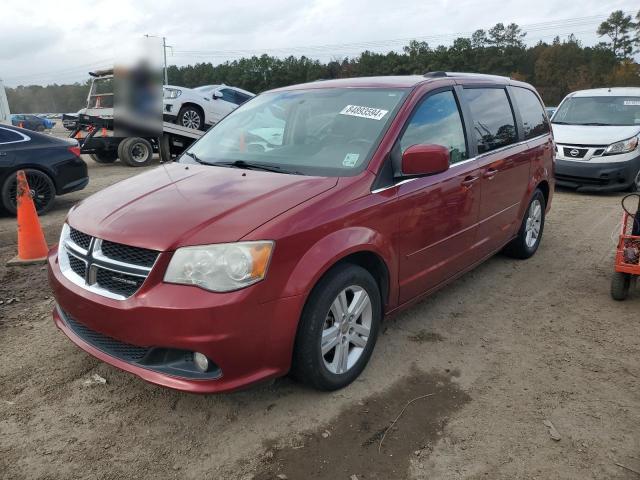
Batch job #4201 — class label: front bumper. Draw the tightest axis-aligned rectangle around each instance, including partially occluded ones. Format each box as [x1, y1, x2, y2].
[48, 245, 304, 393]
[555, 154, 640, 192]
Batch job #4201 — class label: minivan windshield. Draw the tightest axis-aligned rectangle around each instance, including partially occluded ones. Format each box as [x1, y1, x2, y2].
[552, 96, 640, 126]
[186, 87, 407, 176]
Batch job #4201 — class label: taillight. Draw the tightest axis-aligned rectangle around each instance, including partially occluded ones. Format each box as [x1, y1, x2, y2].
[68, 145, 81, 157]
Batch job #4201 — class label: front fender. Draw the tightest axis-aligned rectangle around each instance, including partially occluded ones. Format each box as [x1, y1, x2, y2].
[281, 226, 398, 309]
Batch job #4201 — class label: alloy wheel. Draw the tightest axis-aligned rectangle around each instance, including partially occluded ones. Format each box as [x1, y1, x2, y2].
[8, 171, 54, 212]
[182, 110, 201, 129]
[524, 198, 542, 248]
[321, 285, 372, 375]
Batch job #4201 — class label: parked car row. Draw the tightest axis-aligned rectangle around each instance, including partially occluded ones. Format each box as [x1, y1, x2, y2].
[11, 113, 55, 131]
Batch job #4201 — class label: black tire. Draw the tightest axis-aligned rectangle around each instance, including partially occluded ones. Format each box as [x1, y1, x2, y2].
[1, 168, 56, 215]
[611, 271, 631, 301]
[159, 134, 172, 163]
[629, 169, 640, 192]
[89, 152, 118, 164]
[291, 263, 382, 391]
[177, 105, 204, 130]
[503, 189, 546, 259]
[120, 137, 153, 167]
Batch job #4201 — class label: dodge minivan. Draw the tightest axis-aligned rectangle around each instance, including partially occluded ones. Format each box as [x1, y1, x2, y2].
[48, 72, 554, 393]
[553, 87, 640, 192]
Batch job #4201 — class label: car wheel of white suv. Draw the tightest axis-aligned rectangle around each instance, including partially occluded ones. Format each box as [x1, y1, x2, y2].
[178, 106, 204, 130]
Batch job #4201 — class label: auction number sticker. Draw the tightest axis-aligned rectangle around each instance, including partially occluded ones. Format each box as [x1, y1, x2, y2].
[340, 105, 388, 120]
[343, 153, 360, 167]
[624, 100, 640, 106]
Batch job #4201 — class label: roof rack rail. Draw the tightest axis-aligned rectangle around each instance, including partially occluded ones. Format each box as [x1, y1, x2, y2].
[423, 71, 511, 81]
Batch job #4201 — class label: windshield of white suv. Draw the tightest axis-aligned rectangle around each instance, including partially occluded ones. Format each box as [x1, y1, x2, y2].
[185, 87, 408, 176]
[552, 96, 640, 126]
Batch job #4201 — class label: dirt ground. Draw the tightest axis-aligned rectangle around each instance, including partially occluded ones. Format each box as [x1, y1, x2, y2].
[0, 143, 639, 479]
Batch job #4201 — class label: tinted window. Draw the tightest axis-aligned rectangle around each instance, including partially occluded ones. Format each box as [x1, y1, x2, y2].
[463, 88, 517, 154]
[399, 90, 468, 164]
[0, 128, 24, 143]
[219, 88, 238, 104]
[512, 87, 549, 139]
[235, 92, 251, 105]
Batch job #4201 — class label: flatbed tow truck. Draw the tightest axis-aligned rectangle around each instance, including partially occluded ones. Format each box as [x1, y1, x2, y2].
[64, 69, 205, 166]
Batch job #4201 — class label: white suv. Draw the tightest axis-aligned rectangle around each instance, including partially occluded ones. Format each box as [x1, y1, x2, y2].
[163, 84, 254, 130]
[552, 87, 640, 192]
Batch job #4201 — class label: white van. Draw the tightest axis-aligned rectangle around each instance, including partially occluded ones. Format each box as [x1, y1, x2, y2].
[0, 79, 10, 125]
[552, 87, 640, 192]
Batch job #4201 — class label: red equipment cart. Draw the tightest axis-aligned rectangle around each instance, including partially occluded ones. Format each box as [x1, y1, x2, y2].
[611, 194, 640, 300]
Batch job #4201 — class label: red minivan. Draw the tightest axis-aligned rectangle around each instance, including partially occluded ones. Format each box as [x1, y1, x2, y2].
[48, 72, 554, 393]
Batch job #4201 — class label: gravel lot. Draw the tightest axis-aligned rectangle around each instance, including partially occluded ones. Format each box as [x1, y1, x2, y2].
[0, 140, 638, 479]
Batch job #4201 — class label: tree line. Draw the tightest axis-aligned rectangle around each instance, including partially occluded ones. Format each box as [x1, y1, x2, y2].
[6, 10, 640, 113]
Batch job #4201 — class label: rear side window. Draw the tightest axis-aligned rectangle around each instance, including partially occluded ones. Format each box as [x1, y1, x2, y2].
[399, 90, 468, 164]
[0, 128, 24, 144]
[463, 88, 517, 154]
[512, 87, 549, 139]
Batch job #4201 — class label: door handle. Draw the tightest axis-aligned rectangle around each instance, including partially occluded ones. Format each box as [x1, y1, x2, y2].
[461, 175, 479, 187]
[483, 168, 498, 179]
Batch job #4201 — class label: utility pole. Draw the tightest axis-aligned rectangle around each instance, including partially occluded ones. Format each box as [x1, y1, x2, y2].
[145, 34, 172, 85]
[162, 37, 168, 85]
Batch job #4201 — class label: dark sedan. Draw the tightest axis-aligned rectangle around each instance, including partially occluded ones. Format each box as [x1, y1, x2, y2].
[0, 124, 88, 215]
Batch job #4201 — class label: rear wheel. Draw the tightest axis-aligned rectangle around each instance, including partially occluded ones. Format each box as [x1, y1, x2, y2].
[611, 271, 631, 301]
[291, 264, 381, 391]
[1, 168, 56, 215]
[120, 137, 153, 167]
[89, 152, 118, 164]
[503, 189, 546, 259]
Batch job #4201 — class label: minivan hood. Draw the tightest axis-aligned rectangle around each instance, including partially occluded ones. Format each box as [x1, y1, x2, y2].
[67, 163, 338, 251]
[552, 123, 640, 146]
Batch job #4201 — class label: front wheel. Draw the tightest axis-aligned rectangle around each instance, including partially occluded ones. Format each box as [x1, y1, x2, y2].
[630, 169, 640, 192]
[291, 264, 381, 391]
[611, 271, 631, 301]
[177, 106, 204, 130]
[503, 189, 546, 259]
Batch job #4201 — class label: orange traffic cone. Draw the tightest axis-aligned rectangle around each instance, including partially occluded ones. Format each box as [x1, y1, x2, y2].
[7, 170, 49, 266]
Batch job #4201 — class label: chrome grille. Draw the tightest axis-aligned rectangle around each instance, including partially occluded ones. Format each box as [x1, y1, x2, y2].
[69, 227, 91, 250]
[101, 240, 158, 268]
[59, 224, 159, 300]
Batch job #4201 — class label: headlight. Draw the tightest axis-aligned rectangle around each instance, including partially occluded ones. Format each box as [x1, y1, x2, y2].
[604, 136, 639, 155]
[163, 88, 182, 99]
[164, 241, 274, 292]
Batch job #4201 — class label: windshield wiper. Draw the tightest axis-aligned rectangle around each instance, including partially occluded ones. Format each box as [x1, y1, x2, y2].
[214, 160, 301, 175]
[579, 122, 611, 126]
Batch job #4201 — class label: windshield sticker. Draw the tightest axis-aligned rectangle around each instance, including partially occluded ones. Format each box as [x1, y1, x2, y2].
[624, 100, 640, 106]
[340, 105, 388, 120]
[343, 153, 360, 167]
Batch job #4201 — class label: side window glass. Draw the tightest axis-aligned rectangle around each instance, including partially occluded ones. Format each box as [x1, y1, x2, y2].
[463, 88, 517, 154]
[220, 89, 237, 104]
[0, 128, 23, 143]
[511, 87, 550, 139]
[399, 90, 468, 164]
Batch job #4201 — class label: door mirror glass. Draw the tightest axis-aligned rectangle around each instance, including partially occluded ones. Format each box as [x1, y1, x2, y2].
[401, 144, 450, 176]
[212, 91, 223, 100]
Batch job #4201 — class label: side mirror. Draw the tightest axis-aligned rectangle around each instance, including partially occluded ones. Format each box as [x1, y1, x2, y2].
[401, 144, 450, 176]
[212, 91, 223, 100]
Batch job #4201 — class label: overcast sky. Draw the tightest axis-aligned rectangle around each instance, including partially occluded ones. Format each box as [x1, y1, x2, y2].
[1, 0, 638, 87]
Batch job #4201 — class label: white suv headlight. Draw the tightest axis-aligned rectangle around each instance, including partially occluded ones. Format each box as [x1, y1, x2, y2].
[164, 241, 274, 292]
[604, 136, 639, 155]
[163, 88, 182, 99]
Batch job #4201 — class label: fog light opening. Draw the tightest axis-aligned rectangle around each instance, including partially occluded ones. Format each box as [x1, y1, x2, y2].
[193, 352, 210, 372]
